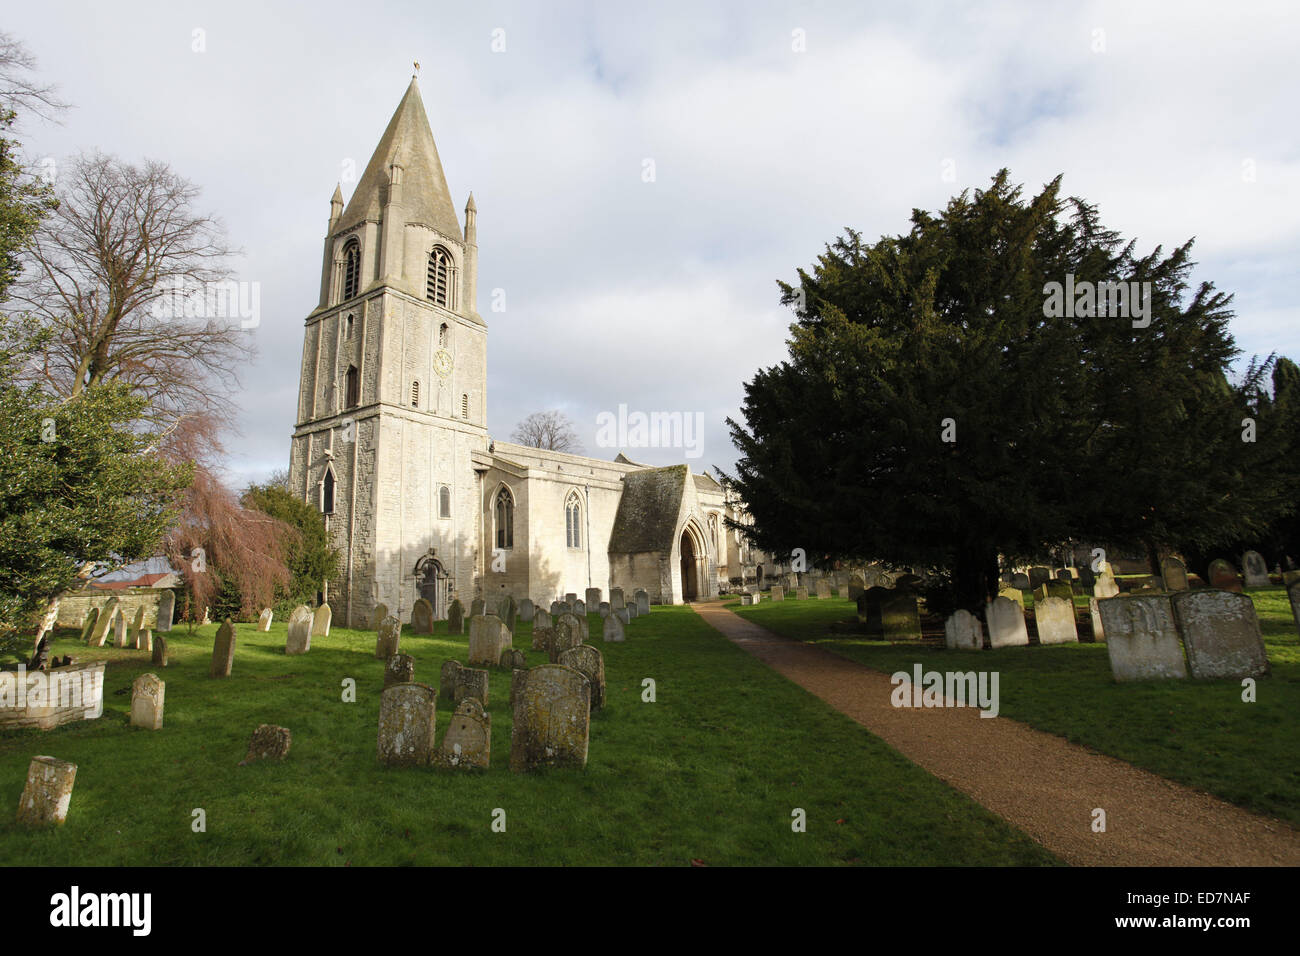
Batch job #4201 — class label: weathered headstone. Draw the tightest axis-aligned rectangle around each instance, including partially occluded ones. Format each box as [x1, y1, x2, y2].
[79, 607, 100, 644]
[770, 585, 785, 602]
[847, 574, 866, 602]
[385, 653, 416, 688]
[1207, 559, 1243, 593]
[468, 614, 510, 668]
[439, 660, 462, 702]
[1036, 581, 1075, 606]
[815, 580, 831, 600]
[156, 590, 175, 633]
[241, 724, 291, 764]
[585, 588, 601, 611]
[573, 599, 586, 616]
[796, 587, 809, 600]
[533, 608, 552, 631]
[1171, 590, 1269, 680]
[1077, 565, 1097, 589]
[509, 664, 591, 772]
[16, 756, 77, 827]
[550, 600, 564, 618]
[1160, 557, 1189, 592]
[113, 609, 127, 648]
[627, 602, 639, 620]
[882, 592, 921, 640]
[615, 607, 630, 625]
[565, 592, 578, 606]
[558, 643, 606, 710]
[986, 596, 1029, 649]
[439, 698, 491, 770]
[377, 683, 436, 767]
[561, 610, 589, 640]
[373, 603, 389, 629]
[411, 598, 434, 634]
[1010, 572, 1031, 591]
[210, 620, 236, 678]
[1088, 597, 1106, 642]
[518, 598, 535, 623]
[997, 584, 1025, 609]
[531, 626, 554, 652]
[635, 590, 649, 616]
[857, 586, 889, 635]
[151, 633, 168, 667]
[598, 601, 611, 618]
[376, 615, 401, 660]
[257, 608, 273, 631]
[500, 648, 527, 670]
[128, 606, 147, 650]
[944, 609, 983, 650]
[286, 605, 312, 655]
[1097, 594, 1185, 681]
[447, 599, 465, 635]
[1028, 567, 1052, 590]
[1035, 596, 1078, 645]
[603, 614, 625, 642]
[471, 598, 486, 617]
[1241, 550, 1270, 588]
[312, 603, 332, 638]
[130, 673, 165, 730]
[1093, 567, 1120, 599]
[550, 614, 584, 662]
[740, 592, 754, 606]
[500, 595, 518, 632]
[610, 588, 626, 611]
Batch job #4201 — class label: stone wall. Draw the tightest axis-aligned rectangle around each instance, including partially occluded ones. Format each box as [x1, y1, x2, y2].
[55, 590, 162, 629]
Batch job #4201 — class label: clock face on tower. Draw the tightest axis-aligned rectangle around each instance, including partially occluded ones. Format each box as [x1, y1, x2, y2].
[433, 348, 453, 379]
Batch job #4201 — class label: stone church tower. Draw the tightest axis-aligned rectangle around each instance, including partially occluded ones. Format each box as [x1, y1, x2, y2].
[288, 77, 486, 627]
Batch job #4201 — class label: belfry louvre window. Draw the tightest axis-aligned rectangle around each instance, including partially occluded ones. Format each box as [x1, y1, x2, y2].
[495, 487, 514, 550]
[461, 393, 469, 419]
[342, 239, 361, 301]
[410, 380, 420, 408]
[427, 246, 455, 309]
[565, 493, 582, 549]
[345, 365, 359, 408]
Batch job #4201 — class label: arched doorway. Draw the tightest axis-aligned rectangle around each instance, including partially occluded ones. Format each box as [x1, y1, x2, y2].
[680, 531, 698, 601]
[413, 548, 451, 619]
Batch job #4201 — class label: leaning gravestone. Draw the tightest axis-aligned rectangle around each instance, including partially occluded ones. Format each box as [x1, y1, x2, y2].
[501, 596, 518, 632]
[411, 598, 434, 635]
[468, 614, 510, 668]
[1088, 597, 1106, 642]
[447, 599, 465, 635]
[130, 673, 165, 730]
[1160, 557, 1190, 592]
[439, 698, 491, 770]
[373, 603, 389, 629]
[509, 664, 591, 772]
[944, 610, 983, 650]
[113, 609, 127, 648]
[550, 614, 584, 662]
[241, 724, 291, 764]
[1035, 596, 1078, 645]
[986, 596, 1029, 648]
[518, 598, 535, 623]
[1097, 594, 1185, 681]
[385, 654, 415, 688]
[1171, 590, 1269, 680]
[610, 588, 626, 611]
[16, 756, 77, 827]
[615, 608, 630, 625]
[882, 592, 921, 640]
[557, 643, 606, 710]
[377, 683, 436, 767]
[312, 603, 331, 638]
[559, 610, 589, 641]
[258, 608, 274, 631]
[128, 606, 147, 650]
[635, 590, 650, 616]
[79, 607, 99, 644]
[210, 620, 236, 678]
[156, 590, 175, 633]
[1241, 550, 1270, 588]
[376, 615, 401, 660]
[997, 584, 1025, 609]
[151, 634, 168, 668]
[603, 614, 625, 643]
[286, 605, 312, 655]
[1207, 559, 1243, 593]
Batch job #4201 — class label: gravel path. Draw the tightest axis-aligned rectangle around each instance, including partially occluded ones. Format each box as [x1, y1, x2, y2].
[693, 602, 1300, 866]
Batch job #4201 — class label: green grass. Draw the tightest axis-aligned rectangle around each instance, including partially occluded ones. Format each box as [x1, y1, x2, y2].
[732, 589, 1300, 826]
[0, 606, 1057, 866]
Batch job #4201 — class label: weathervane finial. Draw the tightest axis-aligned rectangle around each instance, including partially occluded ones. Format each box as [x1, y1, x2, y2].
[413, 61, 421, 78]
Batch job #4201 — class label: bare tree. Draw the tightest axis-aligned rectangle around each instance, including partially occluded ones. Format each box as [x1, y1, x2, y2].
[0, 31, 68, 124]
[511, 409, 583, 453]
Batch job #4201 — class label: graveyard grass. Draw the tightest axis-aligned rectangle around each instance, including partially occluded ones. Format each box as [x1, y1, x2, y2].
[0, 607, 1057, 866]
[733, 589, 1300, 827]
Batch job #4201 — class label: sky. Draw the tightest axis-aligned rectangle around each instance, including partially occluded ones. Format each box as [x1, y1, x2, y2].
[6, 0, 1299, 488]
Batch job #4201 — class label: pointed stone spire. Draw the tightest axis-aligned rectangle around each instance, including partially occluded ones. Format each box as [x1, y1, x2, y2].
[329, 184, 344, 228]
[337, 78, 463, 241]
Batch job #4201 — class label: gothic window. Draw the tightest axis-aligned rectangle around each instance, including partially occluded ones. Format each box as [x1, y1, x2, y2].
[342, 239, 361, 301]
[461, 393, 469, 419]
[321, 466, 336, 515]
[565, 492, 582, 549]
[427, 246, 455, 309]
[439, 322, 448, 347]
[345, 365, 359, 408]
[494, 486, 514, 550]
[410, 380, 420, 408]
[346, 314, 354, 339]
[708, 513, 718, 552]
[439, 485, 451, 519]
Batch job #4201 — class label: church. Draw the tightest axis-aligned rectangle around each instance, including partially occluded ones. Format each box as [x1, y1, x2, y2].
[287, 78, 762, 627]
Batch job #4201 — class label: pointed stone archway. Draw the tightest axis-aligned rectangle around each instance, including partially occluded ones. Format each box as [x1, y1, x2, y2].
[680, 531, 698, 601]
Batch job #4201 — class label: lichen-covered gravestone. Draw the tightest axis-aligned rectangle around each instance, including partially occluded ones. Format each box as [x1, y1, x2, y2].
[770, 585, 785, 602]
[557, 643, 606, 710]
[130, 673, 165, 730]
[550, 614, 584, 662]
[1207, 559, 1243, 593]
[500, 648, 527, 670]
[985, 596, 1029, 648]
[509, 664, 591, 772]
[533, 609, 551, 631]
[126, 606, 146, 649]
[602, 614, 625, 643]
[550, 600, 565, 618]
[1160, 557, 1189, 592]
[241, 724, 291, 764]
[1034, 596, 1078, 645]
[151, 633, 169, 668]
[312, 603, 332, 638]
[286, 605, 313, 655]
[847, 574, 866, 601]
[373, 603, 389, 629]
[411, 598, 434, 635]
[573, 599, 586, 616]
[377, 683, 436, 767]
[156, 590, 175, 633]
[471, 598, 486, 618]
[447, 599, 465, 635]
[210, 620, 236, 678]
[439, 698, 490, 770]
[79, 607, 99, 644]
[376, 615, 401, 660]
[585, 588, 601, 610]
[610, 588, 625, 611]
[1171, 590, 1269, 680]
[113, 609, 127, 648]
[944, 609, 983, 650]
[882, 593, 921, 640]
[1097, 594, 1185, 681]
[531, 626, 554, 652]
[17, 756, 77, 827]
[258, 608, 273, 631]
[456, 666, 489, 705]
[997, 584, 1025, 609]
[385, 654, 416, 688]
[468, 614, 510, 668]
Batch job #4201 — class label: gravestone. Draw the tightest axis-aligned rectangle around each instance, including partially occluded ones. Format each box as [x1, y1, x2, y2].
[558, 643, 606, 710]
[1036, 581, 1075, 606]
[439, 660, 462, 702]
[376, 615, 401, 660]
[603, 614, 625, 642]
[944, 610, 983, 650]
[533, 609, 552, 631]
[128, 606, 147, 650]
[565, 593, 578, 606]
[796, 587, 809, 600]
[882, 593, 922, 640]
[210, 620, 236, 678]
[627, 602, 639, 620]
[439, 698, 490, 770]
[1097, 594, 1185, 681]
[559, 610, 589, 641]
[258, 608, 274, 631]
[411, 598, 434, 635]
[452, 665, 489, 705]
[550, 601, 565, 618]
[1207, 559, 1243, 593]
[986, 596, 1029, 648]
[500, 595, 517, 632]
[377, 683, 436, 767]
[113, 610, 127, 648]
[635, 590, 650, 616]
[740, 593, 754, 606]
[509, 664, 591, 772]
[312, 603, 332, 638]
[468, 614, 510, 668]
[1288, 580, 1300, 637]
[1077, 565, 1097, 589]
[1055, 569, 1073, 582]
[550, 614, 584, 662]
[447, 599, 465, 635]
[1171, 590, 1269, 680]
[615, 607, 630, 625]
[531, 626, 554, 653]
[573, 599, 586, 616]
[1241, 550, 1270, 588]
[286, 605, 312, 655]
[1010, 572, 1031, 591]
[151, 633, 168, 667]
[586, 588, 602, 611]
[130, 673, 165, 730]
[1160, 557, 1189, 592]
[857, 586, 890, 635]
[501, 648, 527, 670]
[1093, 567, 1120, 599]
[471, 598, 486, 617]
[770, 585, 785, 602]
[610, 588, 626, 611]
[79, 607, 99, 644]
[156, 590, 175, 633]
[1028, 567, 1052, 590]
[373, 603, 389, 629]
[16, 756, 77, 827]
[518, 598, 535, 623]
[815, 580, 831, 600]
[385, 654, 416, 688]
[241, 724, 291, 763]
[847, 574, 866, 601]
[1088, 597, 1106, 642]
[997, 584, 1025, 609]
[598, 601, 610, 618]
[1035, 596, 1078, 645]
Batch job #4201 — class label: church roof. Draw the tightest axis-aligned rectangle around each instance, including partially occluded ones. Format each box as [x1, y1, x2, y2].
[608, 465, 688, 554]
[337, 78, 464, 242]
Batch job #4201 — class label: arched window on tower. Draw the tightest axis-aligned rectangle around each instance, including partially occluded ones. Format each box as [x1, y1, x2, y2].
[426, 246, 456, 309]
[439, 323, 449, 347]
[439, 485, 451, 519]
[345, 365, 360, 408]
[565, 492, 582, 549]
[342, 239, 361, 301]
[494, 486, 514, 550]
[321, 466, 336, 515]
[346, 314, 354, 339]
